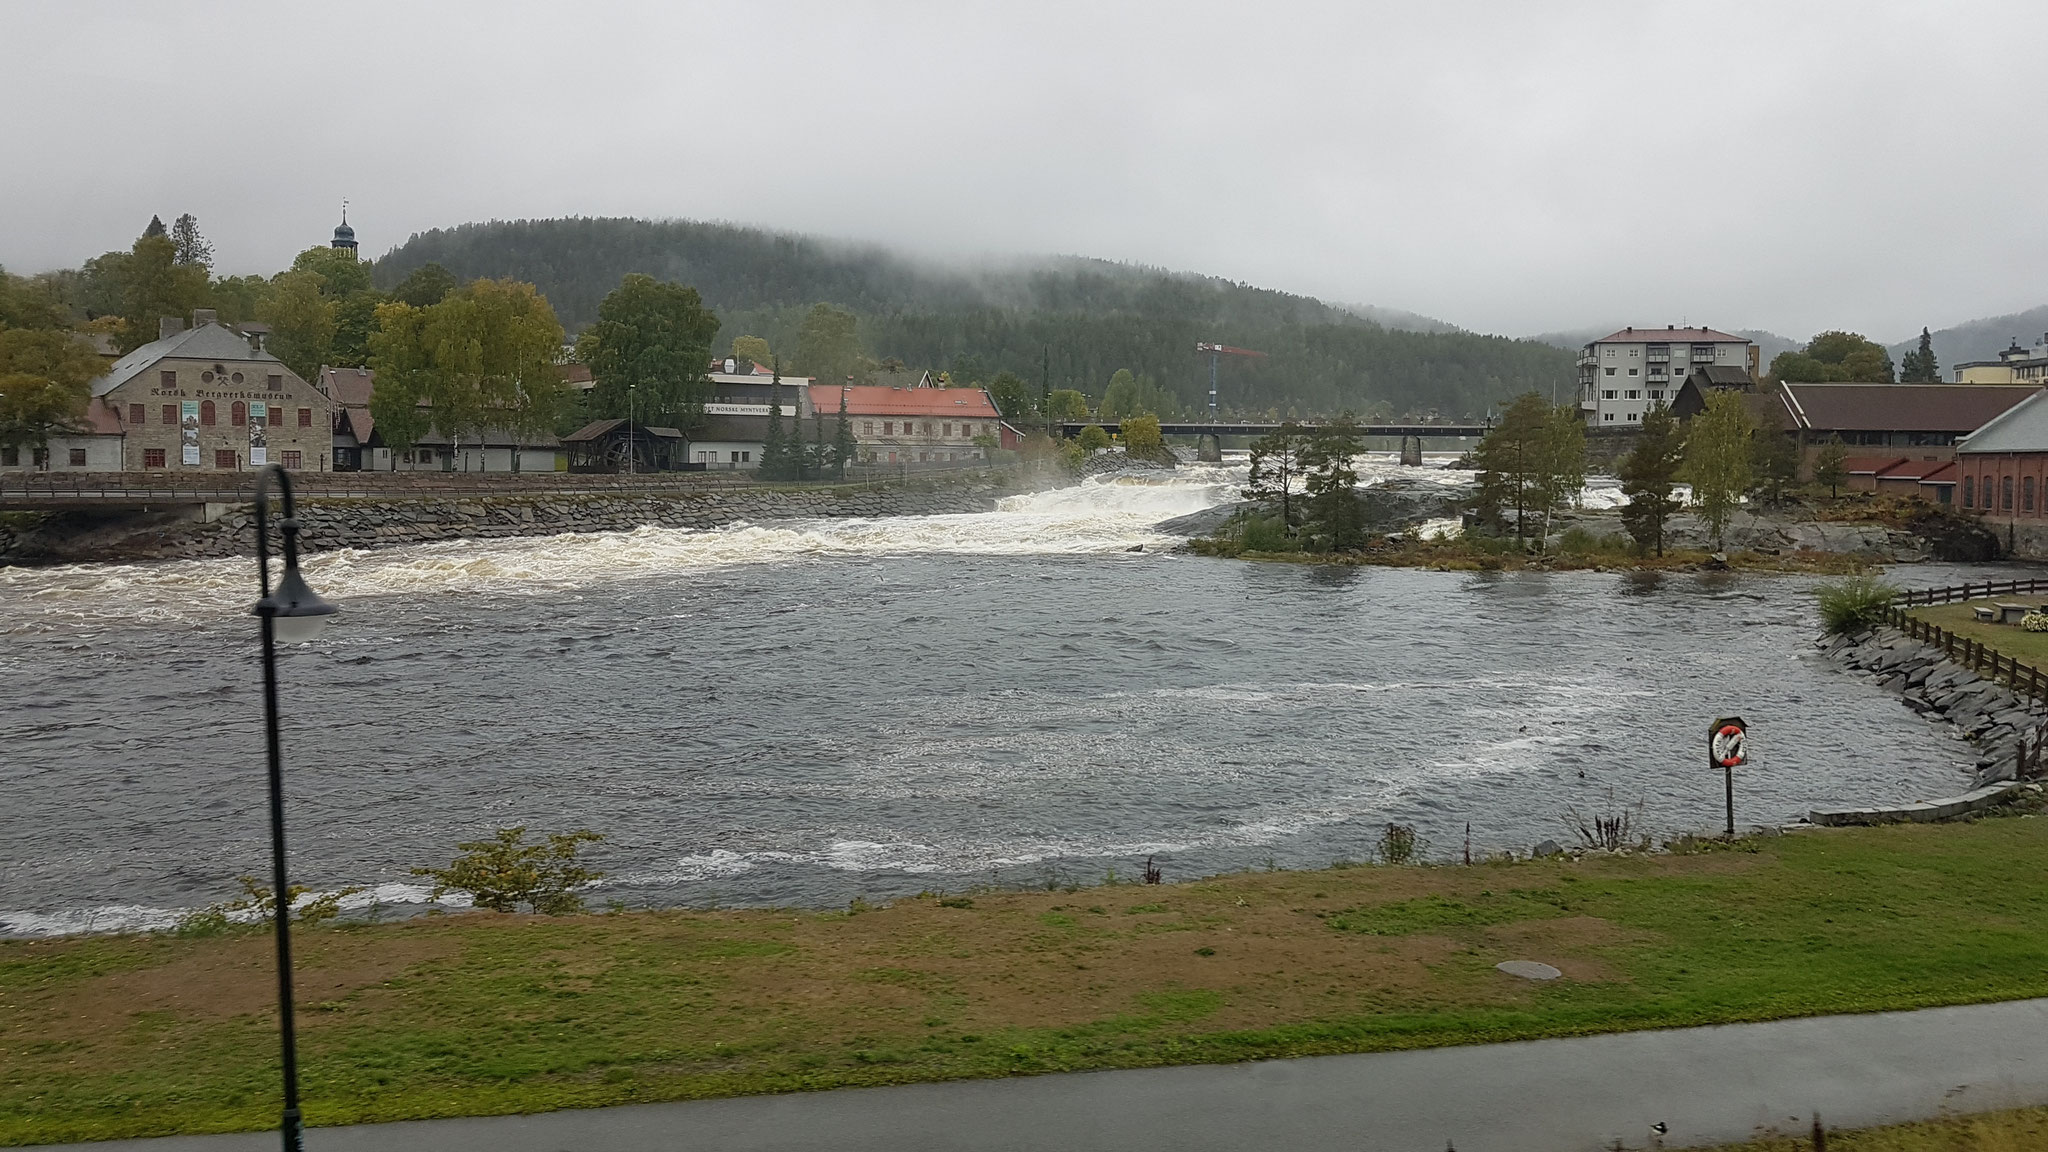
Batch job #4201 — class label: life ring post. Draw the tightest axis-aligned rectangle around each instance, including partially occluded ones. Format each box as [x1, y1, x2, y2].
[1710, 716, 1748, 837]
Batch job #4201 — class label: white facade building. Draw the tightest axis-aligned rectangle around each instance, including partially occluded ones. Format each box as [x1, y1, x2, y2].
[1577, 326, 1757, 426]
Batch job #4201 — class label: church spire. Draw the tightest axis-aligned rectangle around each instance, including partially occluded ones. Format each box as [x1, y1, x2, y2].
[331, 199, 357, 253]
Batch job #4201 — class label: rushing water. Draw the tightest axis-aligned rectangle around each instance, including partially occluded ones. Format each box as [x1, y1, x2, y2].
[0, 458, 2027, 936]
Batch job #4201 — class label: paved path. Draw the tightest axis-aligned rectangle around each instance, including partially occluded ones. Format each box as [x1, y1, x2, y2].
[43, 999, 2048, 1151]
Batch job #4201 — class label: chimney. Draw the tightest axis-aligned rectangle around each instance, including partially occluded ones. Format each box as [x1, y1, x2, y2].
[192, 308, 217, 327]
[158, 316, 186, 341]
[247, 331, 264, 356]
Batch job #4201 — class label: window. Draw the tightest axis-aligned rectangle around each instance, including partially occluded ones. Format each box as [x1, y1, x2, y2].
[2004, 475, 2015, 511]
[2027, 476, 2037, 513]
[1626, 390, 1640, 400]
[1649, 390, 1663, 400]
[231, 401, 246, 426]
[281, 450, 302, 470]
[1603, 413, 1616, 422]
[297, 407, 311, 427]
[883, 421, 894, 435]
[267, 374, 283, 391]
[144, 448, 166, 468]
[68, 448, 87, 466]
[417, 448, 434, 464]
[1604, 348, 1615, 359]
[741, 450, 751, 462]
[1627, 412, 1640, 421]
[200, 400, 216, 426]
[863, 421, 874, 435]
[962, 423, 973, 436]
[1627, 368, 1639, 377]
[1964, 475, 1976, 507]
[215, 449, 237, 469]
[1629, 348, 1639, 357]
[1604, 367, 1616, 376]
[161, 403, 177, 425]
[943, 423, 953, 436]
[731, 451, 742, 463]
[160, 370, 176, 388]
[1602, 390, 1617, 400]
[2, 446, 17, 466]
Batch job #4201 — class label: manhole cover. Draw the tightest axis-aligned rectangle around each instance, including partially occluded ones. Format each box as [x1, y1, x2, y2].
[1496, 960, 1562, 981]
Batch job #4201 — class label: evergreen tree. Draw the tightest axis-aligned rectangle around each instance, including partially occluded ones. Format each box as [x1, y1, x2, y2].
[832, 388, 856, 477]
[808, 409, 827, 479]
[1299, 415, 1367, 552]
[142, 214, 166, 238]
[759, 375, 792, 478]
[1749, 429, 1802, 507]
[1683, 390, 1755, 549]
[1813, 437, 1849, 498]
[1243, 422, 1308, 533]
[169, 213, 212, 267]
[1899, 327, 1941, 383]
[1618, 404, 1685, 556]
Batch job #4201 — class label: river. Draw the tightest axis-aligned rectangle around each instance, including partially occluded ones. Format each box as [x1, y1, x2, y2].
[0, 458, 2018, 936]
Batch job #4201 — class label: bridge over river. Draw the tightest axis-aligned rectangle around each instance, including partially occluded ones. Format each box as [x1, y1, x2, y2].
[1054, 421, 1490, 462]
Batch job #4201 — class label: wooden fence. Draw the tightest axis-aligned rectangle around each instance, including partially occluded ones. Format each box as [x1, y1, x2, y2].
[1886, 578, 2048, 704]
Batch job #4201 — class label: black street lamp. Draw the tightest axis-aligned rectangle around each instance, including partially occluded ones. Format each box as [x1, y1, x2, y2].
[250, 464, 337, 1152]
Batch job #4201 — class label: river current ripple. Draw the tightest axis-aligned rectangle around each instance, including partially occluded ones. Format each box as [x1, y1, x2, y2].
[0, 459, 2028, 935]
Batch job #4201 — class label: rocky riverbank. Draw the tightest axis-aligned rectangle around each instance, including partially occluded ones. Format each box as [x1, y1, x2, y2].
[0, 470, 1044, 565]
[1818, 624, 2048, 787]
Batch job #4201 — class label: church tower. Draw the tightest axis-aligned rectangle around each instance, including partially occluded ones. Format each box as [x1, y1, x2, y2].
[331, 201, 357, 255]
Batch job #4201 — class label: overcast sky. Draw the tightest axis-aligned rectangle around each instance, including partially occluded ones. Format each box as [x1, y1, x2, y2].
[4, 1, 2043, 340]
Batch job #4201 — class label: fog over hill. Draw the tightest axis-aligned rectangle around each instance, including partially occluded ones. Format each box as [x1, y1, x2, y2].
[1890, 306, 2048, 371]
[373, 217, 1570, 419]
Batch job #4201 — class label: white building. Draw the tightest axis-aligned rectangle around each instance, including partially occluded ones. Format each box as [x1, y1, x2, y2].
[1577, 326, 1757, 427]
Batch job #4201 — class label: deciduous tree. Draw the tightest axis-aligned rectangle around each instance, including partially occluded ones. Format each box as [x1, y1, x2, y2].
[1769, 331, 1895, 383]
[369, 278, 567, 450]
[987, 370, 1036, 418]
[794, 303, 867, 385]
[390, 262, 457, 308]
[730, 334, 772, 369]
[288, 245, 373, 298]
[1618, 404, 1685, 556]
[1120, 412, 1168, 463]
[1046, 388, 1090, 423]
[118, 231, 210, 352]
[1683, 389, 1755, 549]
[576, 274, 720, 431]
[259, 269, 335, 382]
[0, 328, 103, 455]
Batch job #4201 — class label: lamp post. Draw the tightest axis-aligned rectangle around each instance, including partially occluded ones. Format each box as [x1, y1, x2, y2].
[627, 383, 637, 475]
[250, 464, 338, 1152]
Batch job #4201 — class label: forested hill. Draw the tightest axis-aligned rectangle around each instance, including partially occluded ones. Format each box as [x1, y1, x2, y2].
[373, 217, 1572, 418]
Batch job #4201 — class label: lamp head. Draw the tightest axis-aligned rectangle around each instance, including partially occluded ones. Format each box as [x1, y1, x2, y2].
[255, 565, 338, 643]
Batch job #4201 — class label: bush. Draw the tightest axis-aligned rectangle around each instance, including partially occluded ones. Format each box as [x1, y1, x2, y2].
[2025, 612, 2048, 633]
[1077, 425, 1112, 452]
[1814, 576, 1899, 634]
[1377, 823, 1423, 865]
[1239, 512, 1298, 553]
[412, 826, 606, 915]
[1555, 525, 1630, 556]
[173, 876, 364, 936]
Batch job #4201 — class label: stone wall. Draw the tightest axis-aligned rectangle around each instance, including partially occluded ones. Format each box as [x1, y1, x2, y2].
[0, 471, 1039, 565]
[1819, 625, 2048, 787]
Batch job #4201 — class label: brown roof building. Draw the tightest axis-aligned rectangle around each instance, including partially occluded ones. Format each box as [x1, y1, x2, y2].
[1775, 382, 2039, 450]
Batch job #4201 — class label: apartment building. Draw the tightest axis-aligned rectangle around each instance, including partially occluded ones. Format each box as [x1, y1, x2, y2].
[1577, 326, 1757, 427]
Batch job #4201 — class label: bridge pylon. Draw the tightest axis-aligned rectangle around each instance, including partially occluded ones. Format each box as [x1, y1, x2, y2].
[1196, 433, 1223, 462]
[1399, 435, 1423, 467]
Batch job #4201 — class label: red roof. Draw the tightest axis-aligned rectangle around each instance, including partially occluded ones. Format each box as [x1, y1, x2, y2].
[1918, 461, 1959, 484]
[1841, 455, 1906, 476]
[1592, 327, 1747, 344]
[825, 385, 1001, 419]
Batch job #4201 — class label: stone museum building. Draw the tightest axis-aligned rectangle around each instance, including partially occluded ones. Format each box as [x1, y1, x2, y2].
[67, 311, 335, 472]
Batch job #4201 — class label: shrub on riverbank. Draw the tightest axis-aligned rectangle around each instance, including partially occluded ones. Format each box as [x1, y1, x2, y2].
[1816, 576, 1899, 634]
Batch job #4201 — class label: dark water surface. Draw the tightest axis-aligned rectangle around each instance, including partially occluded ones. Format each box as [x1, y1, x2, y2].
[0, 474, 2023, 934]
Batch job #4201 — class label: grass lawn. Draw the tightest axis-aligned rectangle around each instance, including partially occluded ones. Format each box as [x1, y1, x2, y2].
[1907, 601, 2048, 666]
[1715, 1105, 2048, 1150]
[10, 817, 2048, 1145]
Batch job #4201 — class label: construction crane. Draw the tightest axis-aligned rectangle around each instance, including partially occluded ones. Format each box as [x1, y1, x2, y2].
[1194, 342, 1265, 417]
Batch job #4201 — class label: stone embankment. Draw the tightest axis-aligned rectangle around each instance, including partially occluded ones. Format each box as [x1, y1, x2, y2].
[1818, 625, 2048, 787]
[0, 472, 1036, 564]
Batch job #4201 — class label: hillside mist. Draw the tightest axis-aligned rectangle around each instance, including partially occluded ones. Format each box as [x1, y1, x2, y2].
[372, 217, 1572, 419]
